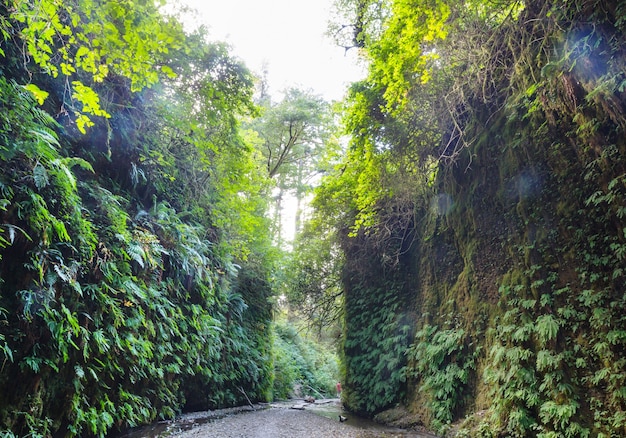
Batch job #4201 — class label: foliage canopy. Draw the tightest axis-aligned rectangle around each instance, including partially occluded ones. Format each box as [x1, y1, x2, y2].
[3, 0, 182, 132]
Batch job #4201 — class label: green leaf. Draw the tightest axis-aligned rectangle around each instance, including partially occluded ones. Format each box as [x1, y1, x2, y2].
[33, 162, 49, 189]
[535, 314, 559, 344]
[24, 83, 49, 105]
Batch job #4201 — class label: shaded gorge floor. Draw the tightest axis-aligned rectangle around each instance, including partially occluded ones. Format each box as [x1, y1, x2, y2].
[114, 399, 437, 438]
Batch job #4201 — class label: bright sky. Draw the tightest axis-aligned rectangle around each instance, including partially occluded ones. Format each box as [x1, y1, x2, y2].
[179, 0, 365, 101]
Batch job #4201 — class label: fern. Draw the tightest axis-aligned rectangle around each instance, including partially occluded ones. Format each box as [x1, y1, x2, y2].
[126, 241, 146, 268]
[535, 314, 560, 345]
[32, 162, 49, 189]
[407, 324, 476, 432]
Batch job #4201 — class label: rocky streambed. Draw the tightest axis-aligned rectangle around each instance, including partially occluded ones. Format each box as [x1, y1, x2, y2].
[115, 399, 437, 438]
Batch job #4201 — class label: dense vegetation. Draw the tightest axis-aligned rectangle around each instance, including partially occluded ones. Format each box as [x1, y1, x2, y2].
[299, 0, 626, 436]
[0, 1, 281, 436]
[272, 319, 340, 400]
[0, 1, 343, 435]
[4, 0, 626, 437]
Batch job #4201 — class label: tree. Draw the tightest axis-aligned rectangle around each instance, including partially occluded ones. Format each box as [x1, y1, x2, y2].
[253, 88, 330, 180]
[246, 88, 335, 243]
[284, 218, 345, 330]
[328, 0, 387, 51]
[2, 0, 183, 132]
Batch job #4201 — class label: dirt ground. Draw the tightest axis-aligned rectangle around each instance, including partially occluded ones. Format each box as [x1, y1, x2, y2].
[165, 400, 437, 438]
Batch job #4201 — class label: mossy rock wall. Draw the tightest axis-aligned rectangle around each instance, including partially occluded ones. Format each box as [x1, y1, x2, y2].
[401, 15, 626, 437]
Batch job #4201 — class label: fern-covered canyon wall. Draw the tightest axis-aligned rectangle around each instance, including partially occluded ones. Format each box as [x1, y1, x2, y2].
[0, 3, 277, 436]
[4, 0, 626, 436]
[323, 0, 626, 436]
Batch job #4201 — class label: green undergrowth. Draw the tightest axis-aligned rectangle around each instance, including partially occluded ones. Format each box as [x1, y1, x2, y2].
[271, 320, 340, 400]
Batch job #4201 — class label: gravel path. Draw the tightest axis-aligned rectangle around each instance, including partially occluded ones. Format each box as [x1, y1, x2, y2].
[166, 401, 436, 438]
